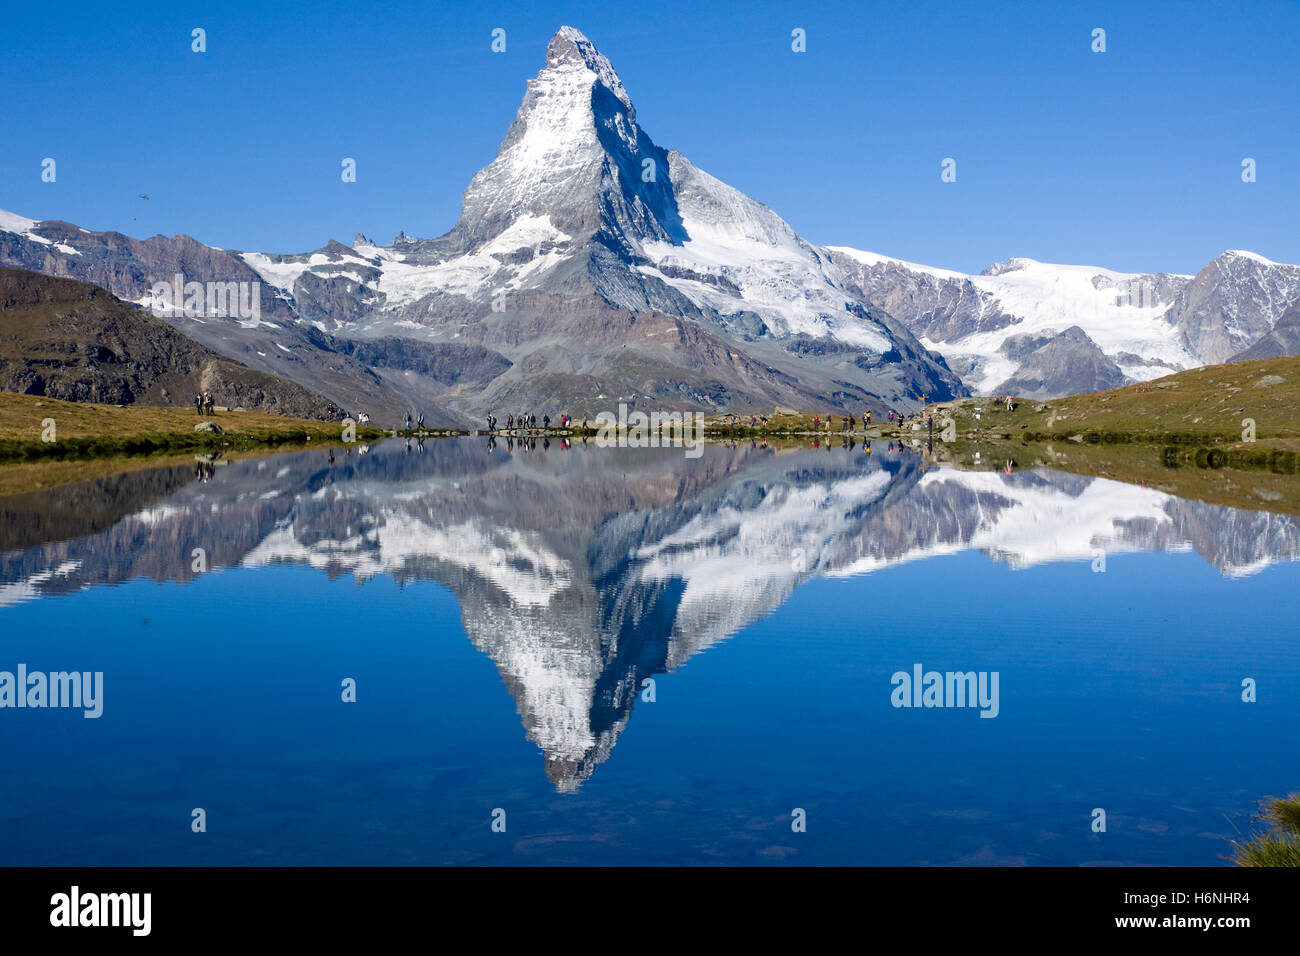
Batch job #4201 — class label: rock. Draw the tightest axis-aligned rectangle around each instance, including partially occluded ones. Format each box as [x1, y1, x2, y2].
[194, 421, 224, 434]
[1253, 374, 1285, 388]
[1068, 434, 1084, 443]
[991, 326, 1126, 400]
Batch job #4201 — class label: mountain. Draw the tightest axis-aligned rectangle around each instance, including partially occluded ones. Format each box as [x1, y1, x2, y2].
[1168, 250, 1300, 363]
[3, 26, 1297, 409]
[3, 439, 1299, 789]
[0, 267, 335, 416]
[1233, 294, 1300, 361]
[0, 27, 964, 421]
[0, 213, 436, 423]
[991, 325, 1127, 400]
[827, 248, 1300, 396]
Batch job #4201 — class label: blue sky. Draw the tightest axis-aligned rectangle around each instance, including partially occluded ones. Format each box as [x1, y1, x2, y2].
[3, 0, 1297, 274]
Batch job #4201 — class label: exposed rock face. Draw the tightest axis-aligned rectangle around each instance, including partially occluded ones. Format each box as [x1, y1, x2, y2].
[1232, 294, 1300, 361]
[992, 326, 1127, 399]
[0, 268, 333, 417]
[1168, 252, 1300, 364]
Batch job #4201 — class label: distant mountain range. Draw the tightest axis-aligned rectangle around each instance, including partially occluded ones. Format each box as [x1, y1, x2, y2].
[0, 268, 331, 417]
[827, 247, 1300, 399]
[3, 25, 1299, 420]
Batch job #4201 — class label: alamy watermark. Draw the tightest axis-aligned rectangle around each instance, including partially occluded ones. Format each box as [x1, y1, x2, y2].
[50, 886, 150, 936]
[890, 663, 999, 718]
[150, 273, 260, 322]
[591, 403, 705, 458]
[0, 664, 103, 718]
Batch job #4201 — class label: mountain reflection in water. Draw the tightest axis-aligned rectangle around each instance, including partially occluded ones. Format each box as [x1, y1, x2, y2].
[2, 438, 1299, 793]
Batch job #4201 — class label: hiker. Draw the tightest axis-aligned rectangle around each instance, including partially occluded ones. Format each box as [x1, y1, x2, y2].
[543, 414, 550, 429]
[418, 413, 425, 428]
[507, 413, 514, 430]
[194, 394, 202, 415]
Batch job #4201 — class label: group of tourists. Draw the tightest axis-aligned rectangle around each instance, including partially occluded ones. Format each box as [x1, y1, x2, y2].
[193, 392, 216, 415]
[404, 412, 426, 430]
[323, 403, 375, 425]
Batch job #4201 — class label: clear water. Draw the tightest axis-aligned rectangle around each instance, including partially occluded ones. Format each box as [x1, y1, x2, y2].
[1, 438, 1297, 865]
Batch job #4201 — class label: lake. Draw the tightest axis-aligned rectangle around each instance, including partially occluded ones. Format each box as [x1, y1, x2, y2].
[1, 437, 1297, 865]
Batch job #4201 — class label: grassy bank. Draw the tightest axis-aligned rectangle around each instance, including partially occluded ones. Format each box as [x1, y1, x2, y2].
[924, 354, 1300, 445]
[910, 355, 1300, 516]
[0, 391, 386, 464]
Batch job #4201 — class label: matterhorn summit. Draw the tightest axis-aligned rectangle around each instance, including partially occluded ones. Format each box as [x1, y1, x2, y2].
[440, 25, 683, 259]
[384, 25, 963, 414]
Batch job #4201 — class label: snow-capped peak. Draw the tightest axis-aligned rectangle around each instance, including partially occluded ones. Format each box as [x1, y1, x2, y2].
[546, 25, 632, 112]
[1220, 249, 1277, 265]
[0, 208, 38, 235]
